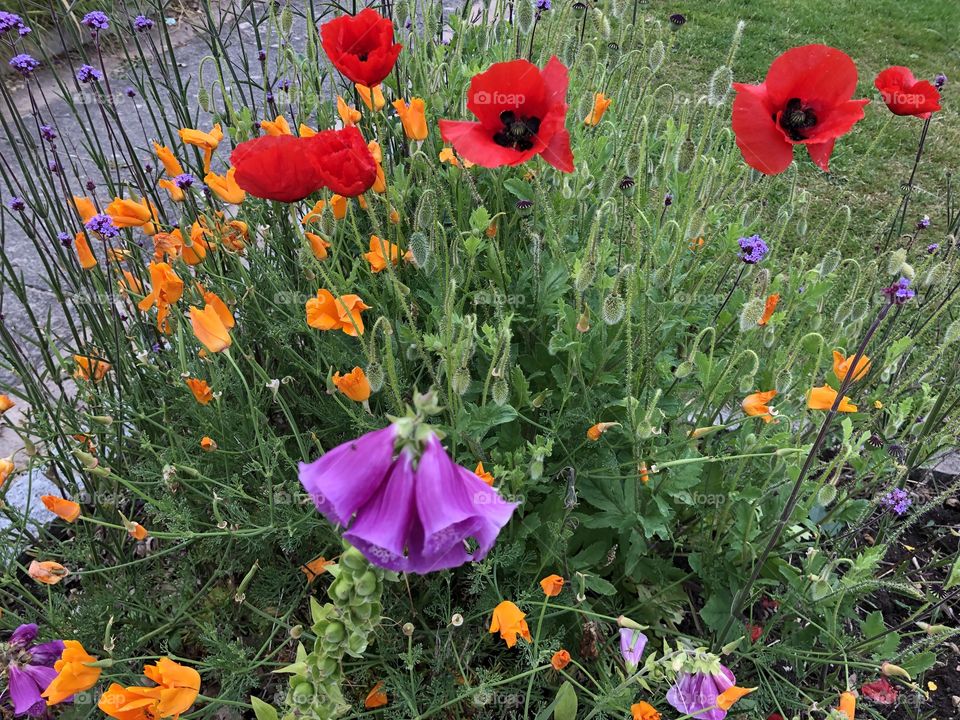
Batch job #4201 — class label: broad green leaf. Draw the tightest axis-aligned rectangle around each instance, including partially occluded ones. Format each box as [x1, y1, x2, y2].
[250, 697, 279, 720]
[553, 681, 578, 720]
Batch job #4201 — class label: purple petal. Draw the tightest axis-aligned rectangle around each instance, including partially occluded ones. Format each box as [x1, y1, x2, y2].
[29, 639, 65, 666]
[298, 425, 397, 526]
[343, 452, 417, 570]
[7, 665, 42, 715]
[9, 623, 38, 647]
[619, 628, 648, 665]
[666, 670, 735, 720]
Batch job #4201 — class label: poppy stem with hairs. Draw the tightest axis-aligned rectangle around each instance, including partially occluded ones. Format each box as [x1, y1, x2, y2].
[717, 300, 892, 645]
[711, 264, 746, 326]
[886, 114, 932, 247]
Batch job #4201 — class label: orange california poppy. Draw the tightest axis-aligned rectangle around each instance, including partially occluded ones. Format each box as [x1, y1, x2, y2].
[488, 600, 531, 648]
[838, 691, 856, 720]
[73, 195, 97, 223]
[551, 650, 571, 670]
[584, 92, 612, 126]
[105, 197, 159, 234]
[74, 232, 98, 269]
[305, 290, 370, 336]
[742, 390, 777, 423]
[98, 683, 150, 720]
[200, 436, 217, 451]
[357, 83, 386, 110]
[189, 304, 232, 353]
[179, 123, 223, 172]
[337, 96, 362, 126]
[302, 555, 334, 583]
[333, 367, 371, 402]
[364, 235, 412, 273]
[185, 378, 213, 405]
[260, 115, 292, 136]
[758, 293, 780, 326]
[138, 262, 184, 312]
[42, 640, 101, 705]
[832, 351, 871, 383]
[205, 168, 246, 204]
[367, 141, 387, 193]
[305, 232, 331, 260]
[474, 461, 494, 486]
[28, 560, 69, 585]
[808, 385, 857, 413]
[41, 496, 81, 523]
[0, 394, 14, 413]
[716, 686, 756, 711]
[539, 574, 564, 597]
[392, 98, 428, 141]
[157, 178, 185, 203]
[126, 658, 201, 719]
[0, 456, 14, 486]
[73, 354, 111, 382]
[126, 521, 149, 541]
[630, 701, 661, 720]
[153, 142, 184, 177]
[364, 681, 388, 709]
[586, 421, 620, 441]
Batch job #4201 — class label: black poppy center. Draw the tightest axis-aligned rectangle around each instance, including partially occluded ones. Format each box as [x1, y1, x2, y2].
[357, 52, 368, 61]
[493, 110, 541, 152]
[778, 97, 817, 141]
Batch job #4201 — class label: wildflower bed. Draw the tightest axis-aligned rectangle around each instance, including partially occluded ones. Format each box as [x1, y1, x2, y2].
[0, 2, 958, 720]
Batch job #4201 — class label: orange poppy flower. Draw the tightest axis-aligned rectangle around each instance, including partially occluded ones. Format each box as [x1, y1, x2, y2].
[0, 394, 14, 413]
[153, 141, 184, 177]
[393, 98, 428, 141]
[201, 291, 235, 329]
[131, 658, 201, 719]
[586, 421, 620, 441]
[185, 378, 213, 405]
[138, 262, 184, 312]
[364, 680, 388, 709]
[333, 367, 371, 402]
[74, 354, 111, 382]
[631, 701, 661, 720]
[41, 495, 81, 523]
[584, 92, 612, 125]
[758, 293, 780, 326]
[474, 461, 494, 486]
[158, 178, 184, 202]
[539, 574, 564, 597]
[74, 232, 98, 269]
[73, 195, 97, 222]
[28, 560, 69, 585]
[689, 236, 705, 251]
[305, 290, 370, 336]
[368, 141, 387, 193]
[357, 83, 386, 110]
[105, 197, 159, 235]
[179, 123, 223, 172]
[260, 114, 292, 136]
[716, 686, 756, 711]
[488, 600, 531, 648]
[182, 226, 210, 266]
[551, 650, 571, 670]
[832, 351, 871, 383]
[305, 232, 331, 260]
[42, 640, 101, 705]
[742, 390, 778, 423]
[364, 235, 412, 273]
[200, 436, 217, 451]
[389, 208, 401, 224]
[302, 555, 334, 583]
[98, 683, 148, 720]
[298, 123, 317, 137]
[126, 521, 149, 541]
[205, 168, 246, 204]
[0, 456, 14, 486]
[838, 691, 856, 720]
[337, 96, 362, 126]
[639, 462, 650, 484]
[189, 304, 232, 353]
[808, 385, 857, 413]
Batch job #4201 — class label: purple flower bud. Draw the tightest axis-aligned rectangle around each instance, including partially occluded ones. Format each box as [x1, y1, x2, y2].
[125, 87, 137, 98]
[81, 11, 110, 32]
[133, 15, 155, 32]
[882, 277, 915, 304]
[48, 160, 60, 174]
[58, 231, 73, 246]
[85, 213, 119, 239]
[934, 73, 946, 90]
[6, 196, 26, 211]
[927, 243, 939, 254]
[536, 0, 551, 10]
[738, 234, 769, 264]
[664, 192, 673, 206]
[9, 53, 40, 76]
[85, 180, 97, 192]
[917, 215, 930, 230]
[619, 628, 648, 669]
[75, 64, 103, 84]
[174, 173, 196, 189]
[39, 124, 57, 142]
[257, 49, 267, 62]
[144, 163, 154, 174]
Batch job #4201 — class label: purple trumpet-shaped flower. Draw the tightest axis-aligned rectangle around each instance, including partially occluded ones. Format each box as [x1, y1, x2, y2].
[299, 424, 517, 573]
[666, 665, 736, 720]
[619, 628, 647, 669]
[1, 623, 65, 717]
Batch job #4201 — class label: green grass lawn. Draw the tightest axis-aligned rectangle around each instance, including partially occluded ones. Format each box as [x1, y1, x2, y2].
[665, 0, 958, 246]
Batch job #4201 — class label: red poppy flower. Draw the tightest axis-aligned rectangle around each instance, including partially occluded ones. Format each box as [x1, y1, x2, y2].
[861, 677, 898, 705]
[438, 56, 574, 173]
[310, 126, 378, 197]
[230, 128, 376, 202]
[766, 714, 784, 720]
[874, 66, 941, 118]
[320, 8, 402, 87]
[732, 45, 869, 174]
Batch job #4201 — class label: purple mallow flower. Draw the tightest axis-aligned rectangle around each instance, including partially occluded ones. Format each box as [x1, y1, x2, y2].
[81, 11, 110, 32]
[299, 400, 517, 574]
[1, 623, 65, 717]
[619, 628, 648, 670]
[75, 64, 102, 84]
[883, 277, 915, 304]
[667, 664, 736, 720]
[85, 213, 118, 239]
[6, 197, 25, 211]
[738, 234, 768, 264]
[881, 488, 911, 515]
[8, 54, 39, 76]
[174, 173, 195, 189]
[133, 15, 154, 32]
[0, 11, 30, 36]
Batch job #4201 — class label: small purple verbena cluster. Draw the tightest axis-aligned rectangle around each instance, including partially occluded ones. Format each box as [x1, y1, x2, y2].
[174, 173, 196, 189]
[738, 234, 769, 264]
[133, 15, 155, 32]
[8, 53, 39, 76]
[6, 196, 25, 211]
[535, 0, 551, 10]
[927, 243, 939, 254]
[0, 11, 31, 36]
[934, 73, 947, 90]
[883, 277, 915, 304]
[916, 215, 930, 230]
[85, 213, 118, 238]
[81, 10, 110, 32]
[881, 488, 912, 515]
[39, 124, 56, 142]
[58, 231, 72, 246]
[664, 192, 673, 207]
[75, 64, 103, 84]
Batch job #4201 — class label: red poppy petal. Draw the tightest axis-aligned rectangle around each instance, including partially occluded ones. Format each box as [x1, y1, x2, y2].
[541, 127, 574, 173]
[800, 98, 869, 142]
[439, 120, 539, 168]
[231, 136, 324, 202]
[806, 139, 835, 171]
[764, 44, 859, 108]
[732, 83, 794, 175]
[874, 66, 916, 91]
[309, 127, 378, 196]
[540, 55, 570, 109]
[466, 59, 547, 130]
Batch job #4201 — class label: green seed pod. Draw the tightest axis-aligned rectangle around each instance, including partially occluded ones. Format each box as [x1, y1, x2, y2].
[197, 86, 211, 113]
[674, 361, 694, 379]
[324, 621, 346, 644]
[574, 261, 596, 293]
[354, 570, 378, 596]
[341, 546, 366, 570]
[416, 189, 436, 231]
